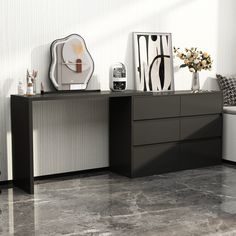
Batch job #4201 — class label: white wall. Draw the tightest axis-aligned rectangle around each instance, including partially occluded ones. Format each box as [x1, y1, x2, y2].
[1, 0, 236, 181]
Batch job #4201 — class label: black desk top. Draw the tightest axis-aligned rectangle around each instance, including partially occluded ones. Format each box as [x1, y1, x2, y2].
[11, 90, 221, 102]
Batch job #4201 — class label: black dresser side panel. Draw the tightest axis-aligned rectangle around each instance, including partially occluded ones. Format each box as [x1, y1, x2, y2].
[11, 96, 34, 194]
[109, 96, 132, 177]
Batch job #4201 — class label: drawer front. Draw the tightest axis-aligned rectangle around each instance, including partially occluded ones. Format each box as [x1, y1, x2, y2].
[181, 93, 222, 116]
[180, 115, 222, 140]
[133, 96, 180, 120]
[180, 138, 222, 169]
[132, 142, 180, 177]
[133, 119, 180, 145]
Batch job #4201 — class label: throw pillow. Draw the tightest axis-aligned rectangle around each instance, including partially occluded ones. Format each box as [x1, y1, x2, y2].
[216, 74, 236, 106]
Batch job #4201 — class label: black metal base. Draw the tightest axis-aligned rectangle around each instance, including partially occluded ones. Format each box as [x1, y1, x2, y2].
[34, 167, 109, 182]
[0, 180, 13, 189]
[0, 168, 109, 191]
[43, 89, 101, 95]
[222, 159, 236, 166]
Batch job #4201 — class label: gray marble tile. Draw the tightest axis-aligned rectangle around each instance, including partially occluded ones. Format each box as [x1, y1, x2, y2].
[1, 165, 236, 235]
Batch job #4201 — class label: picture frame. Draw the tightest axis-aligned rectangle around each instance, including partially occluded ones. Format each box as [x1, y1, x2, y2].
[133, 32, 174, 91]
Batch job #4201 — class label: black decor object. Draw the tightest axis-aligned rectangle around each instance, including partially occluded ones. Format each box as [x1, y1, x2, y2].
[11, 90, 222, 194]
[133, 32, 174, 92]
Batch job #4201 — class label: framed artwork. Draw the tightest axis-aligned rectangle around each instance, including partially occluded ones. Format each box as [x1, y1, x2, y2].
[133, 32, 174, 91]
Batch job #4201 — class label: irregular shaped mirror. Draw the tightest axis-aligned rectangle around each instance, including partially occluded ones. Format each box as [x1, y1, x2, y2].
[49, 34, 94, 90]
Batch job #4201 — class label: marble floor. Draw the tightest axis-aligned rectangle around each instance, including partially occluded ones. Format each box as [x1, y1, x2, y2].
[1, 165, 236, 235]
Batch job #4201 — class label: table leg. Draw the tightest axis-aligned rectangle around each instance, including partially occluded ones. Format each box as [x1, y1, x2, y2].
[11, 96, 34, 194]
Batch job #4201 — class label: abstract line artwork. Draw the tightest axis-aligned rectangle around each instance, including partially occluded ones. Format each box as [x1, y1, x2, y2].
[133, 32, 174, 91]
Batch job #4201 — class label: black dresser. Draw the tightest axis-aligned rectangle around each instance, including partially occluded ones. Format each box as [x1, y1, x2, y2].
[109, 91, 223, 177]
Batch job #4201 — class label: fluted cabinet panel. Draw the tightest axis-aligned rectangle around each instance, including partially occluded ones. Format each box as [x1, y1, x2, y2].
[33, 99, 109, 177]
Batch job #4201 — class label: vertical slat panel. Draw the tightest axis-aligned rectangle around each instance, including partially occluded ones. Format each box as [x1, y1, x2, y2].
[33, 98, 108, 177]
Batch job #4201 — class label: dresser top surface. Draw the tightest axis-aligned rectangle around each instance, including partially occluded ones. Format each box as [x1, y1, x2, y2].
[11, 90, 221, 102]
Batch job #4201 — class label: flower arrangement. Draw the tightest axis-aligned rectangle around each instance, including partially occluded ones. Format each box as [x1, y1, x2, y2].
[173, 47, 212, 73]
[26, 69, 38, 95]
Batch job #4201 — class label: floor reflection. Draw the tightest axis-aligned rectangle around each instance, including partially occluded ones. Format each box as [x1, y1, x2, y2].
[1, 165, 236, 235]
[220, 165, 236, 214]
[0, 188, 36, 235]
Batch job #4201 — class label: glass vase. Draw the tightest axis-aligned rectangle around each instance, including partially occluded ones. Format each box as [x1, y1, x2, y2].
[191, 72, 200, 92]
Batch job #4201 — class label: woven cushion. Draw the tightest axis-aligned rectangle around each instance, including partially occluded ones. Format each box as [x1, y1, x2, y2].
[216, 74, 236, 105]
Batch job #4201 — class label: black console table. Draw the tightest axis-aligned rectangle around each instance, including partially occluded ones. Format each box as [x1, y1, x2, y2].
[11, 90, 223, 193]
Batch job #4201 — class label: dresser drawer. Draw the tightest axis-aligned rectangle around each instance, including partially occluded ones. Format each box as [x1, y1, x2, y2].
[180, 138, 222, 169]
[132, 142, 180, 177]
[133, 119, 180, 145]
[133, 96, 180, 120]
[181, 93, 222, 116]
[180, 115, 222, 140]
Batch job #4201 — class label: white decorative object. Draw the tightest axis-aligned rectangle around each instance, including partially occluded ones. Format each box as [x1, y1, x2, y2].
[110, 62, 127, 91]
[18, 81, 24, 95]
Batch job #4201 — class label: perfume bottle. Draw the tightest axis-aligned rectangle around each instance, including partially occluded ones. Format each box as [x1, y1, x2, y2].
[26, 78, 34, 96]
[18, 81, 24, 95]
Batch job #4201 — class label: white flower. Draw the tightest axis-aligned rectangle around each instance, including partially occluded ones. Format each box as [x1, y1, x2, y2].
[194, 59, 199, 64]
[184, 59, 189, 64]
[202, 60, 207, 66]
[189, 68, 195, 72]
[186, 51, 191, 58]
